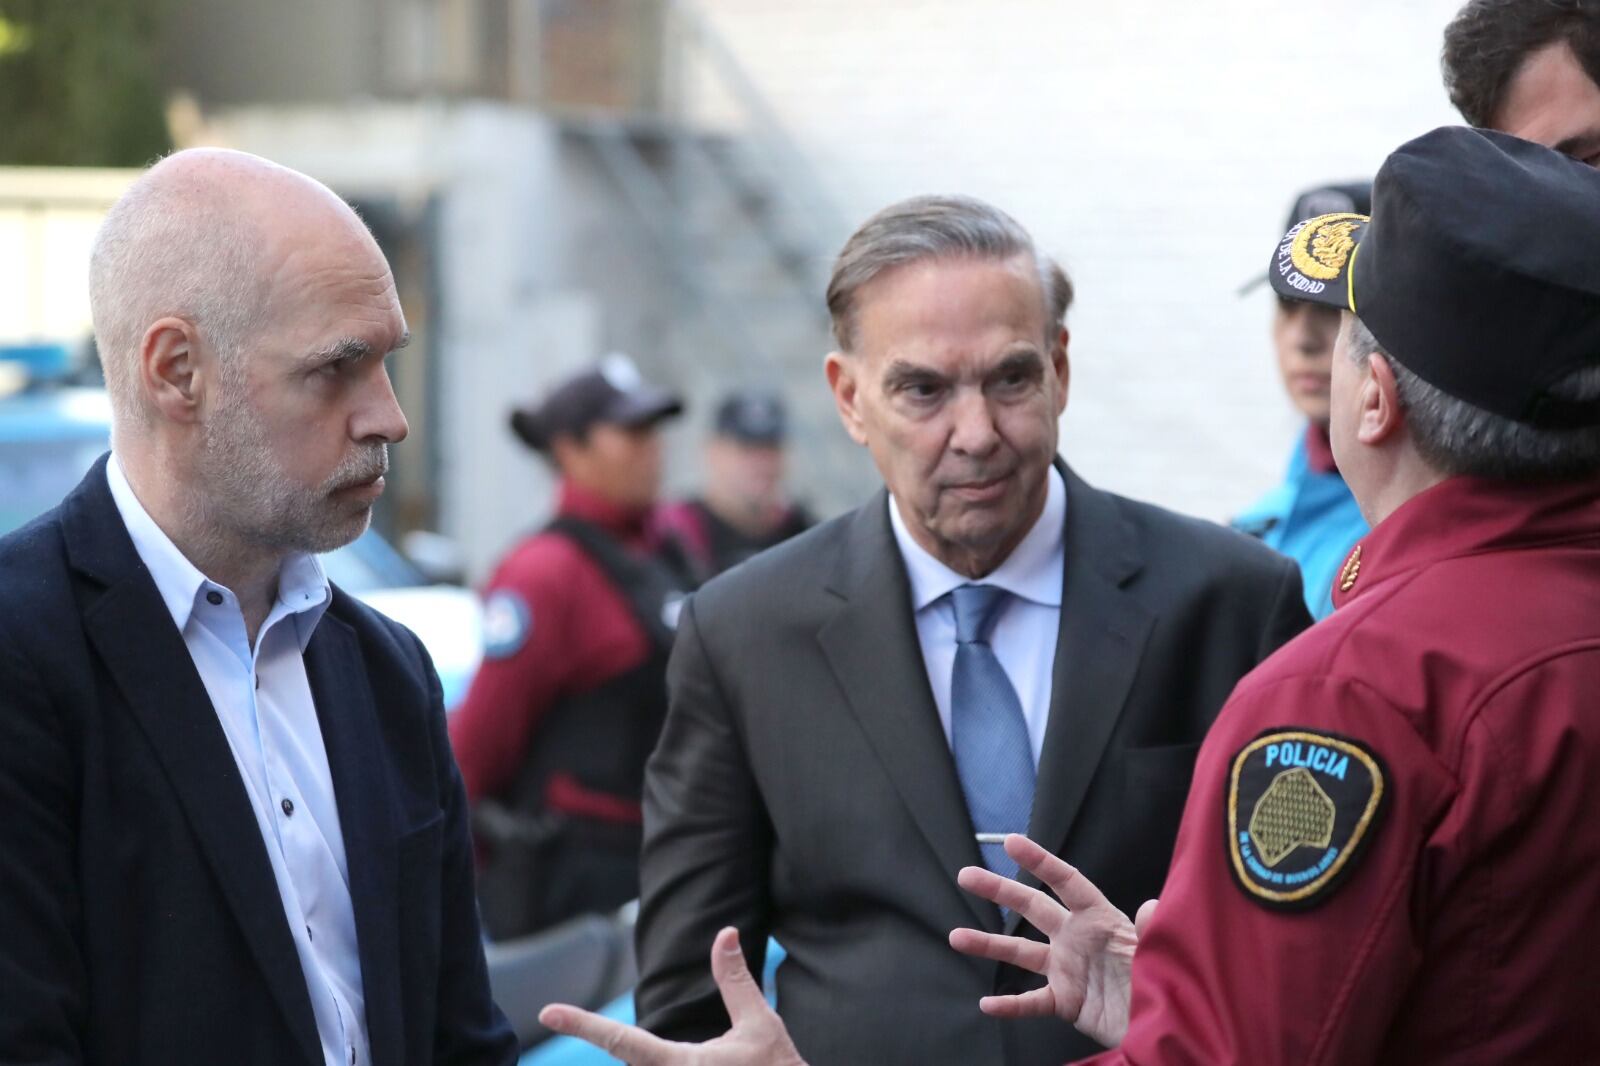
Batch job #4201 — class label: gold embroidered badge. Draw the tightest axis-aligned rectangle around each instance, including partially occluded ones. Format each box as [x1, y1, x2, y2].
[1290, 213, 1365, 280]
[1249, 767, 1335, 866]
[1226, 729, 1387, 910]
[1338, 544, 1363, 592]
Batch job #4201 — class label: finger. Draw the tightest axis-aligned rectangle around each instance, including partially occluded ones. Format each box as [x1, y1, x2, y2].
[1004, 834, 1111, 915]
[947, 927, 1050, 973]
[977, 986, 1059, 1020]
[957, 864, 1067, 933]
[708, 926, 769, 1026]
[1134, 898, 1159, 938]
[539, 1004, 677, 1066]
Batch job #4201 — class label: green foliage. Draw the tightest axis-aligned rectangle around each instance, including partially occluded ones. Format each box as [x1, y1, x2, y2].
[0, 0, 172, 166]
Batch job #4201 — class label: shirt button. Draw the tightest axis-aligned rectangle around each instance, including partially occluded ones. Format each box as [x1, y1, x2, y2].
[281, 798, 295, 817]
[206, 590, 223, 606]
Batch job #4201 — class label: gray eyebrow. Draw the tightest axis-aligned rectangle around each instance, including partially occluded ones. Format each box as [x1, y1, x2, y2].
[305, 331, 410, 367]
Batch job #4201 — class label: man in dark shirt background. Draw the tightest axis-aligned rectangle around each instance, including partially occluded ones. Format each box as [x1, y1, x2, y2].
[657, 390, 813, 584]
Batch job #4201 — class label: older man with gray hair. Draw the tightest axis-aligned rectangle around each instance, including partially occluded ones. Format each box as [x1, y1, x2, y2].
[601, 194, 1310, 1065]
[0, 148, 517, 1065]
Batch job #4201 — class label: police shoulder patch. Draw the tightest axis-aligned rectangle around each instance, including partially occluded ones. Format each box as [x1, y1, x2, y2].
[1226, 728, 1386, 910]
[481, 590, 532, 659]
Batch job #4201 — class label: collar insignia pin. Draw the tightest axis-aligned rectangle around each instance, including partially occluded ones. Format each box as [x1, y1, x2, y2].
[1338, 545, 1363, 593]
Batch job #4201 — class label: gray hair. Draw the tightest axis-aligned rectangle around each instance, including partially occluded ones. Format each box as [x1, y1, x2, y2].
[88, 174, 270, 431]
[1346, 316, 1600, 481]
[825, 194, 1070, 352]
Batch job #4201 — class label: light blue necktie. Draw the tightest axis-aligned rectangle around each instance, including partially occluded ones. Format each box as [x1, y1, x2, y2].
[949, 584, 1035, 883]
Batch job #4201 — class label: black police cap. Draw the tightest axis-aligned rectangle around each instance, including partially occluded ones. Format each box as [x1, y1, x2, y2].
[510, 354, 684, 451]
[1237, 181, 1371, 297]
[1268, 126, 1600, 429]
[1282, 181, 1372, 233]
[713, 390, 787, 445]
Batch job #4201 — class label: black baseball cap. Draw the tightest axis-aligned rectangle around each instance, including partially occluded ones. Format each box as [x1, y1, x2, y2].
[713, 389, 788, 445]
[510, 354, 684, 451]
[1267, 126, 1600, 429]
[1239, 181, 1372, 297]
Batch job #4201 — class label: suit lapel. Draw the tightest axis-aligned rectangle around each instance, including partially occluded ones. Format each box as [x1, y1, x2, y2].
[65, 460, 323, 1066]
[305, 613, 403, 1066]
[815, 495, 999, 933]
[1008, 465, 1154, 933]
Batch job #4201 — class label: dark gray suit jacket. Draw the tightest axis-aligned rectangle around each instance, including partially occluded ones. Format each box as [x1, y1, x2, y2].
[635, 463, 1311, 1065]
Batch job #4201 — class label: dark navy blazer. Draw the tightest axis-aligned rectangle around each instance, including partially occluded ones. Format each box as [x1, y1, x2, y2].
[0, 456, 517, 1066]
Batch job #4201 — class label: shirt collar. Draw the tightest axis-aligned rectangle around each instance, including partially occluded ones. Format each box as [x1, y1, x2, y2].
[107, 453, 332, 649]
[1303, 422, 1339, 476]
[890, 464, 1066, 612]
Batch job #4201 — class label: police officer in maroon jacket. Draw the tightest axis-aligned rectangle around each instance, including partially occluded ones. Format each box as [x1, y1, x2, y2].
[534, 126, 1600, 1066]
[449, 355, 689, 940]
[944, 125, 1600, 1064]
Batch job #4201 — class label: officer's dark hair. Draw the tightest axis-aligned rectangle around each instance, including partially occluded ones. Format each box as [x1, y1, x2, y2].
[1346, 316, 1600, 481]
[1442, 0, 1600, 128]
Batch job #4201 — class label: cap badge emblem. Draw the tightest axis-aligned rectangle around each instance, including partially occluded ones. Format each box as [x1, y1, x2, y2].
[1291, 214, 1363, 280]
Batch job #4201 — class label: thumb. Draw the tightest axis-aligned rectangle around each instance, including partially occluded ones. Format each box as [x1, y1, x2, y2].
[708, 927, 767, 1025]
[1134, 898, 1159, 939]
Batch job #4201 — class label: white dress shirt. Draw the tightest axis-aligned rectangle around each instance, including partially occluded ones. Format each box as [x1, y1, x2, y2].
[889, 466, 1066, 766]
[107, 455, 369, 1066]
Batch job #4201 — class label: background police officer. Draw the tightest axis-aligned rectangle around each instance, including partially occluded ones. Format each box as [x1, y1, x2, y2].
[655, 389, 813, 584]
[449, 355, 689, 940]
[1233, 183, 1373, 619]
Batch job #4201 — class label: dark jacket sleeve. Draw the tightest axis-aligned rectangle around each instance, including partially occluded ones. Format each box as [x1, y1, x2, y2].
[408, 631, 520, 1066]
[633, 596, 774, 1041]
[0, 636, 86, 1065]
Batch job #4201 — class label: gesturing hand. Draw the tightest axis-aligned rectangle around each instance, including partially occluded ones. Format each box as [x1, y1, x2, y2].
[947, 834, 1142, 1049]
[538, 927, 808, 1066]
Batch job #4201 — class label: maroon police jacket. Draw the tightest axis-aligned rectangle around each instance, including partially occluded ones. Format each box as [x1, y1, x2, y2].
[449, 483, 657, 811]
[1087, 475, 1600, 1064]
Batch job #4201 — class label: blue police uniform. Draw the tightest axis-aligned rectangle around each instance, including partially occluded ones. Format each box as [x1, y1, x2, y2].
[1232, 425, 1367, 619]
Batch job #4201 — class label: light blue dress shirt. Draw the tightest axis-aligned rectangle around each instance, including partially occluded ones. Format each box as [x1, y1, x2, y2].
[107, 455, 369, 1066]
[889, 465, 1066, 766]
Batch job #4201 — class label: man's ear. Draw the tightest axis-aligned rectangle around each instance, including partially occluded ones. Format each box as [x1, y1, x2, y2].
[1052, 326, 1070, 415]
[139, 316, 208, 425]
[1358, 352, 1405, 446]
[824, 351, 869, 446]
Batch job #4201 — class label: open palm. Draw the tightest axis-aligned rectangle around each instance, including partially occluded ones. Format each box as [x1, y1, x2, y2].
[539, 927, 807, 1066]
[947, 833, 1141, 1048]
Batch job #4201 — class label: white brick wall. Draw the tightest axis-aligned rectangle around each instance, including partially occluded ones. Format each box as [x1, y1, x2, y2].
[693, 0, 1464, 521]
